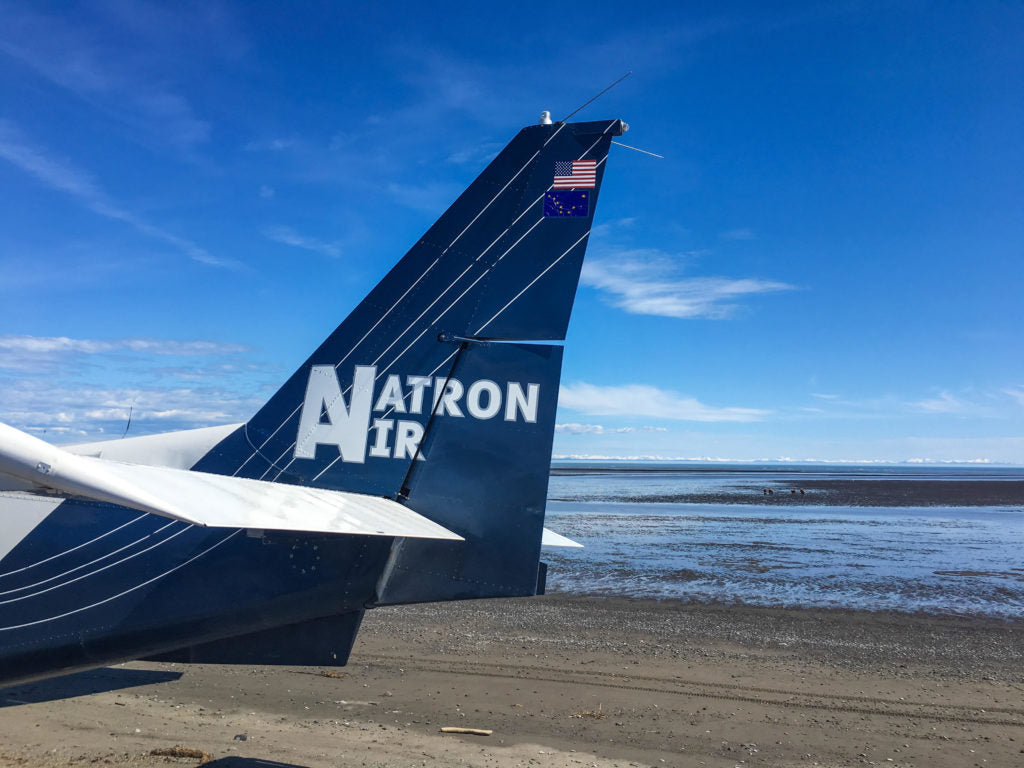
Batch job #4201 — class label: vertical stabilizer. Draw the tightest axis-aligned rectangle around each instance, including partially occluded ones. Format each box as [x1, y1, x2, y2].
[192, 118, 627, 601]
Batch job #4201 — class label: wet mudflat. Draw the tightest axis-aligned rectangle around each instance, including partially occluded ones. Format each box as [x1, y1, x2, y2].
[544, 466, 1024, 617]
[586, 478, 1024, 507]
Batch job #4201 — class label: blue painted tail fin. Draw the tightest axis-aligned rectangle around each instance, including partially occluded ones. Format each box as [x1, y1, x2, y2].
[0, 119, 625, 686]
[195, 118, 626, 602]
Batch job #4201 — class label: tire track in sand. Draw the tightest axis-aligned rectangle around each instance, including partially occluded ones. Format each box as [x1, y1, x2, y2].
[353, 654, 1024, 728]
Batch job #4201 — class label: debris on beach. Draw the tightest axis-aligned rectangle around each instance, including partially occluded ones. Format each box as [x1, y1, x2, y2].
[441, 726, 493, 736]
[150, 746, 212, 763]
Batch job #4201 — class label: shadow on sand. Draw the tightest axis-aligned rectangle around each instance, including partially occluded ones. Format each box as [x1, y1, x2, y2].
[203, 760, 311, 768]
[0, 667, 182, 706]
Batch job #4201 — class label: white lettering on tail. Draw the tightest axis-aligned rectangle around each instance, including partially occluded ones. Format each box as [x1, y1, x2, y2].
[294, 365, 375, 462]
[293, 367, 541, 465]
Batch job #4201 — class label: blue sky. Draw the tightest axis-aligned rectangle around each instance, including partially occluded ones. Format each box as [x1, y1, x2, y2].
[1, 1, 1022, 463]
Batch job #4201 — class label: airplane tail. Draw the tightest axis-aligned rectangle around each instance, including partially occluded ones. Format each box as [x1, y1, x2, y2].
[195, 118, 626, 603]
[0, 118, 624, 684]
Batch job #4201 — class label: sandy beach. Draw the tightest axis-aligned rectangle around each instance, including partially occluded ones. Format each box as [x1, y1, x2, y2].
[1, 595, 1021, 768]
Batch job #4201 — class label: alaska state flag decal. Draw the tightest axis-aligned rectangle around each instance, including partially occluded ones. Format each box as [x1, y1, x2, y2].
[544, 189, 589, 217]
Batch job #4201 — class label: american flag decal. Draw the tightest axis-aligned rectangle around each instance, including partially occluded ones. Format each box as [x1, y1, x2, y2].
[552, 160, 597, 189]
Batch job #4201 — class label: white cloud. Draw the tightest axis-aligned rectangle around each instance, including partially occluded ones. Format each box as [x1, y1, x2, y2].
[0, 333, 274, 439]
[0, 122, 235, 268]
[580, 253, 794, 319]
[0, 335, 249, 358]
[555, 423, 668, 435]
[146, 408, 237, 421]
[0, 335, 259, 438]
[263, 226, 342, 258]
[1, 380, 259, 440]
[559, 383, 769, 422]
[0, 335, 251, 374]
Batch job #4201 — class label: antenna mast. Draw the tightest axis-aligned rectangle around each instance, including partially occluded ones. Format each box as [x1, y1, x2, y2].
[561, 71, 632, 122]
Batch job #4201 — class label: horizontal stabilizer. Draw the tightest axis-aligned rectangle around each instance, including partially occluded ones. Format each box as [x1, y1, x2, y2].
[76, 459, 464, 539]
[541, 528, 583, 548]
[0, 420, 460, 539]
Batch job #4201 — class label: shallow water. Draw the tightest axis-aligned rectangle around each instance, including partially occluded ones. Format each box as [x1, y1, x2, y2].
[543, 465, 1024, 618]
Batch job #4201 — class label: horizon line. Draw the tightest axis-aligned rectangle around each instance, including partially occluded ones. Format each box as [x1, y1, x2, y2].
[551, 455, 1023, 467]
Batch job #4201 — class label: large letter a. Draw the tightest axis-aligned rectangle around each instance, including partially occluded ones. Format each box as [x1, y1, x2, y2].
[294, 365, 376, 463]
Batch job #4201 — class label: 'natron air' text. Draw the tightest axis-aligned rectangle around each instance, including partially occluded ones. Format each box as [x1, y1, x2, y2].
[294, 365, 540, 463]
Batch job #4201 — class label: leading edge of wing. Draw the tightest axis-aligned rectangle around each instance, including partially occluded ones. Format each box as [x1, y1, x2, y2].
[80, 458, 464, 539]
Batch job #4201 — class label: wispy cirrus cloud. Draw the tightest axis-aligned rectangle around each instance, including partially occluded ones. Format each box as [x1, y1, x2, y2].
[0, 122, 236, 268]
[263, 226, 343, 258]
[906, 390, 976, 415]
[446, 141, 502, 167]
[0, 335, 249, 357]
[386, 181, 463, 213]
[560, 382, 769, 422]
[581, 251, 794, 319]
[0, 334, 252, 374]
[0, 3, 236, 153]
[794, 388, 1021, 420]
[245, 137, 298, 152]
[1003, 387, 1024, 408]
[720, 227, 756, 240]
[590, 217, 637, 239]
